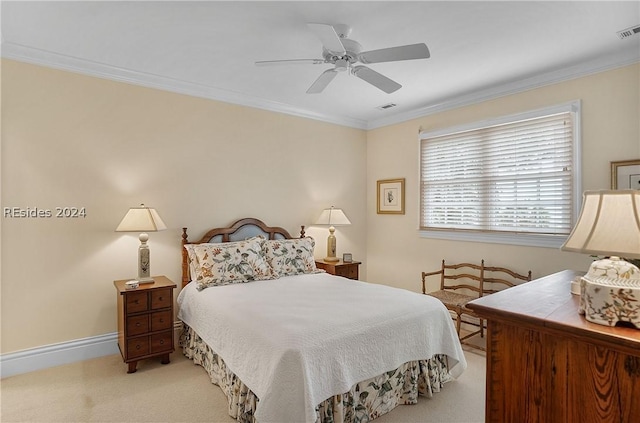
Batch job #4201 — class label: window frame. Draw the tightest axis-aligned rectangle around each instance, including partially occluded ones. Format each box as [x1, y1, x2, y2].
[418, 101, 582, 248]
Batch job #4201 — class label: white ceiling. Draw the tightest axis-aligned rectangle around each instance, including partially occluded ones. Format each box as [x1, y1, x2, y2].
[2, 1, 639, 129]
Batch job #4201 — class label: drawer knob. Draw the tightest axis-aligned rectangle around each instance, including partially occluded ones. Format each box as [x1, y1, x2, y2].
[159, 340, 164, 345]
[159, 318, 164, 323]
[136, 344, 141, 350]
[158, 297, 163, 301]
[134, 300, 139, 304]
[136, 322, 141, 327]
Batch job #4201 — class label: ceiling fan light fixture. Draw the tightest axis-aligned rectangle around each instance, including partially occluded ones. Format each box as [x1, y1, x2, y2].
[335, 59, 349, 72]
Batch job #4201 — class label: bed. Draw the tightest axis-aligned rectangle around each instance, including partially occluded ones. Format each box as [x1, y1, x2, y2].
[177, 218, 467, 423]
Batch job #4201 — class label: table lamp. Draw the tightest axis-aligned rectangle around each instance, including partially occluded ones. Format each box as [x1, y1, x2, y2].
[116, 204, 167, 283]
[315, 206, 351, 262]
[561, 190, 640, 328]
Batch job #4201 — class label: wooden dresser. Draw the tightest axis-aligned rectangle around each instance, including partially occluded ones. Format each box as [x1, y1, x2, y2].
[114, 276, 177, 373]
[315, 259, 361, 280]
[466, 270, 640, 423]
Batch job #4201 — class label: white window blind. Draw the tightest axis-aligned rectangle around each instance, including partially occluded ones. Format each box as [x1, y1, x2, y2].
[420, 104, 579, 243]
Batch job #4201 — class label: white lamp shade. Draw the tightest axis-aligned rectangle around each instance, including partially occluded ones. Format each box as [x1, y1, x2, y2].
[561, 190, 640, 259]
[116, 204, 167, 232]
[315, 207, 351, 226]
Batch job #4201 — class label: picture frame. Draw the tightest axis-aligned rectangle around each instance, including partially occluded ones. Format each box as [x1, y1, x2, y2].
[611, 159, 640, 190]
[343, 253, 353, 263]
[377, 178, 405, 214]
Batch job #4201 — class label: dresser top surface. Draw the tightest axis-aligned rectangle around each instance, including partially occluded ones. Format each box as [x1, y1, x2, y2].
[467, 269, 640, 348]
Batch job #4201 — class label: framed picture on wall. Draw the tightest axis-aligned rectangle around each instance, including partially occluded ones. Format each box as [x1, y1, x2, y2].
[377, 178, 405, 214]
[611, 159, 640, 190]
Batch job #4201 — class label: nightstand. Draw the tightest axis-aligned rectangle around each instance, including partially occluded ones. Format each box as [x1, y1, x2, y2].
[114, 275, 177, 373]
[315, 259, 361, 280]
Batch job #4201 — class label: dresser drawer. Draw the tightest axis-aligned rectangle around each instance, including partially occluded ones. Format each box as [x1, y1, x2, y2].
[151, 288, 172, 310]
[127, 314, 149, 336]
[126, 291, 148, 314]
[151, 310, 172, 331]
[151, 331, 173, 353]
[127, 336, 150, 359]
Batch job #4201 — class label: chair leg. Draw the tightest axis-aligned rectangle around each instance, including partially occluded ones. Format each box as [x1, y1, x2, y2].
[455, 313, 462, 336]
[480, 318, 484, 338]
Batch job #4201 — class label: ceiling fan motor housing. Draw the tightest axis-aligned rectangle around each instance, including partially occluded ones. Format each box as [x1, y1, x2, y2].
[323, 38, 363, 66]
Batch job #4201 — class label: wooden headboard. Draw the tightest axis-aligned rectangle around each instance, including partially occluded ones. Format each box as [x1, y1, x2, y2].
[181, 218, 305, 288]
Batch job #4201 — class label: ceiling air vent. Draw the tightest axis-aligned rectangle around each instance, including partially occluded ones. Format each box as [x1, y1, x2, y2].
[377, 103, 397, 111]
[617, 24, 640, 40]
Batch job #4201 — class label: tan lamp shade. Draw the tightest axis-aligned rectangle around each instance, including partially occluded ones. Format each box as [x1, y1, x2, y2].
[315, 207, 352, 226]
[116, 204, 167, 232]
[315, 206, 351, 262]
[561, 190, 640, 259]
[116, 204, 166, 283]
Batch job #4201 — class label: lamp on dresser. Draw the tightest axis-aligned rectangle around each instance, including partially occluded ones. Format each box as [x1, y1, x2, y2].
[561, 190, 640, 328]
[116, 203, 167, 283]
[315, 206, 351, 262]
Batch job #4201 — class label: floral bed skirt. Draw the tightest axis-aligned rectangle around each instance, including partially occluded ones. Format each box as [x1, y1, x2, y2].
[180, 323, 452, 423]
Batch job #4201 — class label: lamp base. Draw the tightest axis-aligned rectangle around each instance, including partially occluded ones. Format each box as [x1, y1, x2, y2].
[323, 256, 340, 262]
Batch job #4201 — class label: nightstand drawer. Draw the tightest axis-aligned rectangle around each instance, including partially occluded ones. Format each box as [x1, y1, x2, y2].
[151, 331, 173, 353]
[315, 259, 361, 280]
[127, 314, 149, 336]
[151, 289, 171, 310]
[151, 310, 172, 331]
[126, 291, 148, 313]
[127, 336, 149, 359]
[335, 266, 358, 279]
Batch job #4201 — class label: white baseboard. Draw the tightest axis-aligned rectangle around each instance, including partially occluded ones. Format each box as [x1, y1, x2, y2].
[0, 322, 183, 378]
[0, 333, 119, 378]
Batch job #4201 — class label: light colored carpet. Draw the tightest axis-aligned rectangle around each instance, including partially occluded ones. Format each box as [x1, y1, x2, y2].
[0, 348, 485, 422]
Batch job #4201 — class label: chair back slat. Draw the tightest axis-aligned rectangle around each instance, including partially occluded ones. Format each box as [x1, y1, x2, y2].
[440, 261, 484, 296]
[482, 266, 532, 295]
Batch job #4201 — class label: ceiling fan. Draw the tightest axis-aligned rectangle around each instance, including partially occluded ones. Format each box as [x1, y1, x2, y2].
[255, 23, 430, 94]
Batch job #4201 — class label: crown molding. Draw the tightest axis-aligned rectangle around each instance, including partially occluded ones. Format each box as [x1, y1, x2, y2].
[1, 41, 368, 130]
[366, 50, 640, 130]
[3, 41, 638, 131]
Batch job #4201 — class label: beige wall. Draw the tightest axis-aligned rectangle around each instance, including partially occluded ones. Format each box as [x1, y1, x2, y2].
[366, 64, 640, 292]
[2, 59, 639, 355]
[0, 59, 367, 353]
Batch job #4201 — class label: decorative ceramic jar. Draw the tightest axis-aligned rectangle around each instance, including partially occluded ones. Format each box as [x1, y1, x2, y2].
[579, 257, 640, 328]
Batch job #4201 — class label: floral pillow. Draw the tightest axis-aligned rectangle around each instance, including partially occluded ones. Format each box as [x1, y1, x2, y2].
[185, 237, 277, 290]
[263, 237, 320, 276]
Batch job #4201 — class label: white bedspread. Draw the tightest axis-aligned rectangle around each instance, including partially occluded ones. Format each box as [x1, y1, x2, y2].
[177, 272, 466, 423]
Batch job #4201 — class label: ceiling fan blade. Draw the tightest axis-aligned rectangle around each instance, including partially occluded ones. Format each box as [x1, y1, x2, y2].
[255, 59, 326, 66]
[359, 43, 430, 64]
[352, 66, 402, 93]
[307, 23, 346, 54]
[307, 69, 338, 94]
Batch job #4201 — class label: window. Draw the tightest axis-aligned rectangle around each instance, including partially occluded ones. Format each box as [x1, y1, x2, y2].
[419, 101, 581, 248]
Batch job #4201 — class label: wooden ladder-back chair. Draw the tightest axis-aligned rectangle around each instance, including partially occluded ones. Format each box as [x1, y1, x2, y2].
[422, 260, 532, 351]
